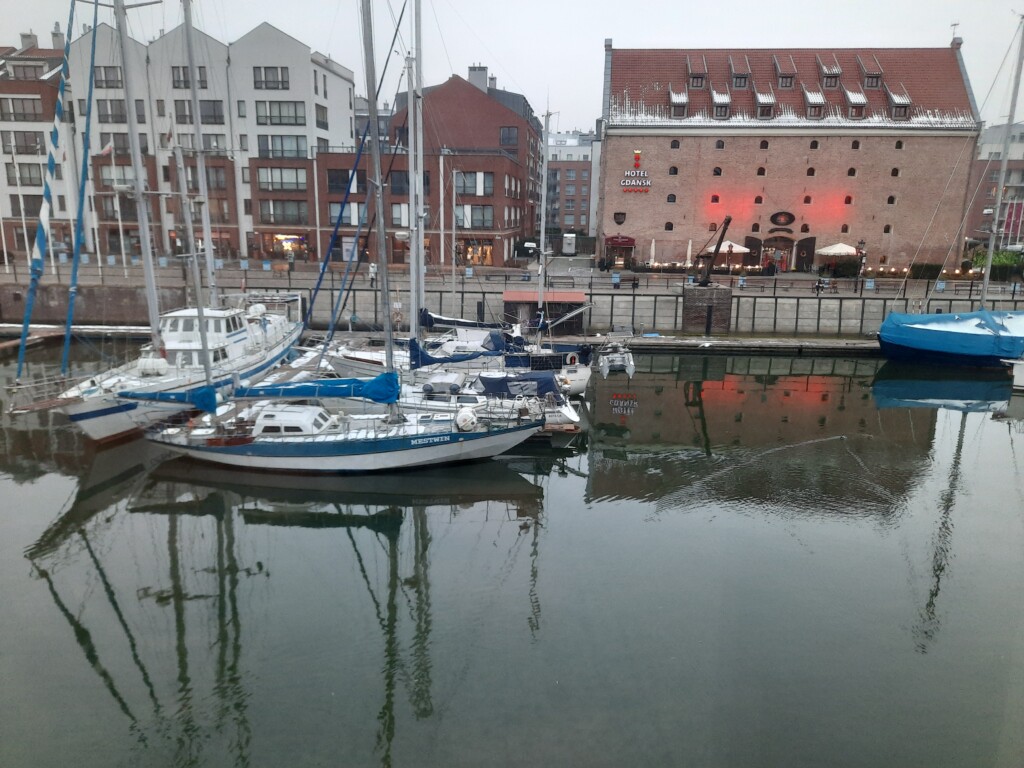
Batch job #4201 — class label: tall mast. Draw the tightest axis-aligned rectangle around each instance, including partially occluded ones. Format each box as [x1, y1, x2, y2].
[413, 0, 425, 310]
[360, 0, 395, 371]
[983, 16, 1024, 307]
[173, 146, 213, 387]
[406, 48, 419, 338]
[536, 111, 550, 312]
[182, 0, 219, 306]
[113, 0, 162, 354]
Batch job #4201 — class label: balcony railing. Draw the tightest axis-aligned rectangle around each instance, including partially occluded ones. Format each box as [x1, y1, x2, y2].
[259, 213, 308, 225]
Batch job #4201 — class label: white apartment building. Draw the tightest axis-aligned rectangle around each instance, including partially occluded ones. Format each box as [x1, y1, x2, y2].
[66, 21, 355, 259]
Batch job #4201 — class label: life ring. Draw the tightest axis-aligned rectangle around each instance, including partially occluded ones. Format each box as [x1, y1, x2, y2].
[566, 353, 579, 366]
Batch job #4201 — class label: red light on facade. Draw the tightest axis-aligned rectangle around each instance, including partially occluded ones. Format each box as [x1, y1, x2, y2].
[634, 149, 642, 169]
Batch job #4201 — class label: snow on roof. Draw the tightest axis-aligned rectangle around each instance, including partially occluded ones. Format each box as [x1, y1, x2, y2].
[711, 88, 731, 105]
[669, 89, 688, 105]
[803, 86, 826, 105]
[844, 87, 868, 105]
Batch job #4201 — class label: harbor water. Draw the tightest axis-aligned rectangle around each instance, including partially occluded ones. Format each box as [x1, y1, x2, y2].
[2, 345, 1023, 767]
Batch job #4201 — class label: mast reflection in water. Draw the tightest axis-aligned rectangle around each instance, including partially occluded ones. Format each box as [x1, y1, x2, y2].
[3, 349, 1024, 767]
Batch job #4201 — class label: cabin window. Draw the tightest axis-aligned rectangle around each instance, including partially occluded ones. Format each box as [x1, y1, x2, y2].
[284, 426, 303, 433]
[261, 425, 282, 434]
[181, 318, 195, 332]
[313, 416, 326, 429]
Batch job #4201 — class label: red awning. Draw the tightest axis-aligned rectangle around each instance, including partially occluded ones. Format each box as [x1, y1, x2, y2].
[605, 235, 635, 247]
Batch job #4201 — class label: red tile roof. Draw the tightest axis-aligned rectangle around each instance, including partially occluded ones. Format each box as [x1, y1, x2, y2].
[608, 46, 977, 127]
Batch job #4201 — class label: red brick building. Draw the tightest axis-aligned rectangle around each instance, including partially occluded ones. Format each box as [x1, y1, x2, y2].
[309, 69, 544, 268]
[596, 39, 980, 273]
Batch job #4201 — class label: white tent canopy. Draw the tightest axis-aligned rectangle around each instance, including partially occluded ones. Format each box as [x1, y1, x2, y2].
[701, 239, 750, 254]
[814, 242, 859, 257]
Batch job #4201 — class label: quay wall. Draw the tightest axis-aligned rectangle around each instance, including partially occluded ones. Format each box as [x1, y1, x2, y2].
[2, 263, 1022, 337]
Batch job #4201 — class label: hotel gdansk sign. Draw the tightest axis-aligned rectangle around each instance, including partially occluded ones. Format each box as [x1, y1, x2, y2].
[621, 149, 651, 192]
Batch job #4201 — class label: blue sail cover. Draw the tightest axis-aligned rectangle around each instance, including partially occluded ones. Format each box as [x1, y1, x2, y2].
[409, 336, 505, 369]
[234, 372, 400, 403]
[476, 371, 564, 402]
[119, 386, 219, 414]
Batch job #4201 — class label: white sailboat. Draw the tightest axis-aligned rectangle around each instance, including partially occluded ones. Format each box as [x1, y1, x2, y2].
[9, 0, 303, 441]
[143, 0, 543, 473]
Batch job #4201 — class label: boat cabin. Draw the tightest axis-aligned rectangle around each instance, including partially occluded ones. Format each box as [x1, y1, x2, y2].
[253, 405, 333, 436]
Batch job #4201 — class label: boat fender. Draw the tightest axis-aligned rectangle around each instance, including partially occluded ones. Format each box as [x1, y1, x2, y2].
[566, 353, 579, 366]
[455, 407, 478, 432]
[449, 383, 461, 395]
[422, 382, 434, 394]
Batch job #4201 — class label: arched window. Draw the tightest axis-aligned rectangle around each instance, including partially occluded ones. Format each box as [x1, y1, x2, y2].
[709, 222, 718, 232]
[756, 167, 766, 176]
[667, 193, 677, 203]
[713, 166, 722, 176]
[887, 195, 896, 205]
[670, 139, 680, 149]
[803, 195, 812, 204]
[844, 195, 853, 205]
[807, 167, 816, 176]
[715, 139, 725, 149]
[847, 167, 857, 177]
[669, 166, 678, 176]
[852, 140, 861, 149]
[751, 222, 760, 233]
[710, 194, 720, 203]
[891, 168, 899, 177]
[883, 224, 892, 233]
[665, 222, 674, 231]
[895, 140, 904, 149]
[754, 195, 763, 204]
[760, 140, 769, 150]
[800, 223, 810, 233]
[810, 140, 819, 149]
[841, 224, 849, 233]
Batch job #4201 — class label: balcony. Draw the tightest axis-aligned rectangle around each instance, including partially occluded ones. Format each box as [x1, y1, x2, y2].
[259, 213, 308, 226]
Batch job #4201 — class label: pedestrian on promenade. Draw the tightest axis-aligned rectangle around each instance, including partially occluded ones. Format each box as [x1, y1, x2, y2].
[369, 262, 377, 288]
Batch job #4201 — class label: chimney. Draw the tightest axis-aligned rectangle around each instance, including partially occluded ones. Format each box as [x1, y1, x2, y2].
[468, 64, 488, 93]
[20, 31, 39, 50]
[488, 75, 497, 90]
[951, 36, 963, 50]
[51, 22, 65, 50]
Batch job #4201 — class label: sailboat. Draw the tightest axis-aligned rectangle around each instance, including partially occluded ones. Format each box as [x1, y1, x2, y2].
[142, 0, 544, 473]
[8, 0, 303, 441]
[878, 20, 1024, 368]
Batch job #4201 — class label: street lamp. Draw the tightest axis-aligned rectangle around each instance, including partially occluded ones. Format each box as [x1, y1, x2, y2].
[857, 238, 867, 277]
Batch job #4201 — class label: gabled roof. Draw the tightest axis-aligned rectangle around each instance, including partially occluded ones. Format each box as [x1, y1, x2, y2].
[607, 45, 977, 128]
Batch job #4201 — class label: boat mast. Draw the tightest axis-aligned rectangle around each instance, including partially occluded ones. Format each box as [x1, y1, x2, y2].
[536, 111, 550, 331]
[182, 0, 219, 306]
[412, 0, 425, 312]
[113, 0, 162, 354]
[982, 16, 1024, 307]
[406, 49, 419, 338]
[360, 0, 395, 372]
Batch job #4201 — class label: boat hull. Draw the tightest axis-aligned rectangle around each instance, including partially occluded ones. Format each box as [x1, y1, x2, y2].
[150, 421, 541, 473]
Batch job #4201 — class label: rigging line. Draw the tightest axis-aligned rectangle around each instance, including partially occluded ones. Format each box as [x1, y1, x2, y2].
[438, 0, 527, 97]
[427, 0, 453, 76]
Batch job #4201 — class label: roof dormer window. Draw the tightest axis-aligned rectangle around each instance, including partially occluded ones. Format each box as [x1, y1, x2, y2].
[690, 74, 704, 89]
[714, 105, 730, 119]
[733, 74, 747, 89]
[807, 105, 823, 119]
[823, 75, 839, 89]
[849, 105, 865, 119]
[758, 105, 774, 119]
[892, 105, 908, 119]
[779, 75, 794, 89]
[865, 75, 881, 89]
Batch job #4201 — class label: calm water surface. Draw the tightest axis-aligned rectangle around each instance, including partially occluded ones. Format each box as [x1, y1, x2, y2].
[2, 347, 1023, 767]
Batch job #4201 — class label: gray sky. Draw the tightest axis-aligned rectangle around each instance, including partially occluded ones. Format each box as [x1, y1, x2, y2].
[7, 0, 1021, 130]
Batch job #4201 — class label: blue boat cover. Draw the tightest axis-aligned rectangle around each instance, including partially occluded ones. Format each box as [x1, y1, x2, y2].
[409, 336, 505, 369]
[879, 308, 1024, 365]
[120, 386, 220, 414]
[476, 371, 564, 401]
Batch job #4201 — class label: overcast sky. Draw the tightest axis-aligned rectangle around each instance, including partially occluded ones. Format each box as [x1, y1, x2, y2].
[6, 0, 1022, 131]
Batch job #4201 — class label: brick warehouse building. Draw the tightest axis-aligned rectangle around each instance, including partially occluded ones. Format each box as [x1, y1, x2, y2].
[595, 39, 980, 274]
